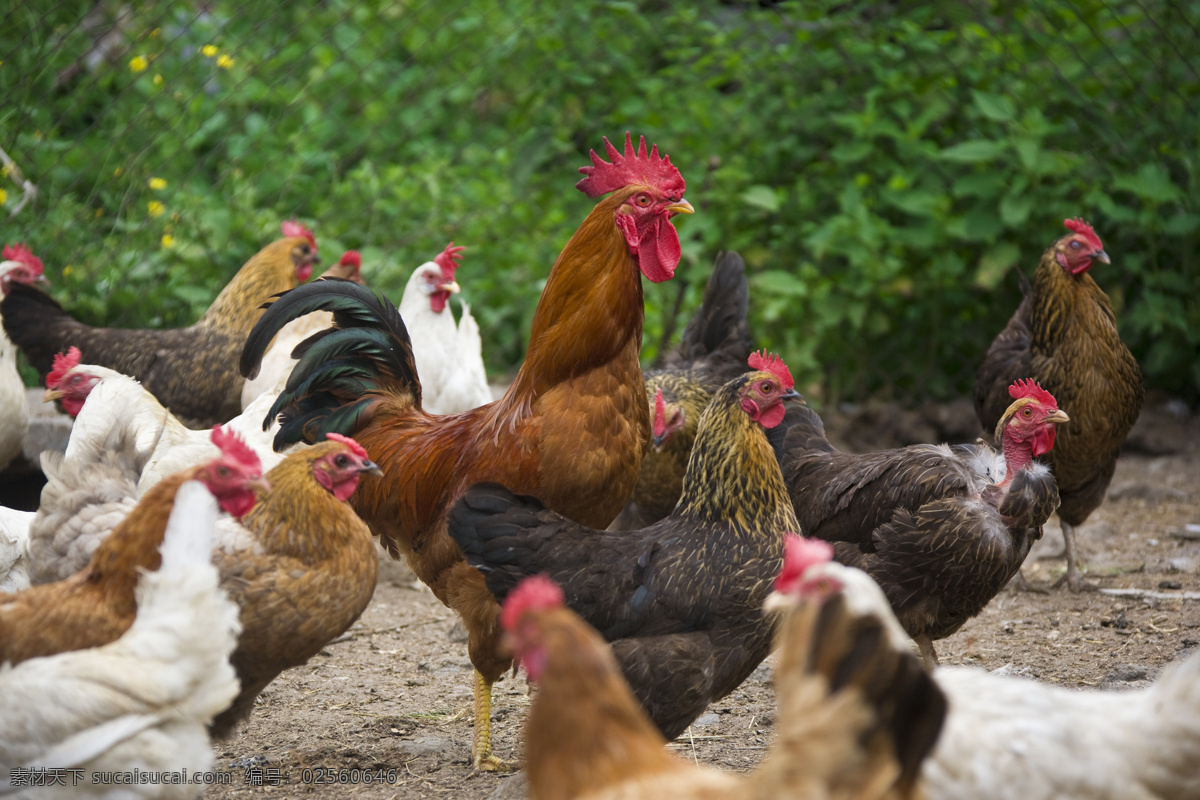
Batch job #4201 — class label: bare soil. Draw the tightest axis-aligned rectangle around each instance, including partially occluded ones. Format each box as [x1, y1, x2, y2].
[184, 399, 1197, 799]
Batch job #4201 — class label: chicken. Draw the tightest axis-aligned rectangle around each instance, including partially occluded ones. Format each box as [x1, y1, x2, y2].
[974, 218, 1144, 591]
[610, 250, 756, 530]
[0, 480, 241, 799]
[0, 244, 47, 472]
[397, 242, 492, 414]
[795, 555, 1200, 800]
[0, 220, 319, 427]
[503, 542, 945, 800]
[776, 379, 1068, 668]
[0, 505, 34, 593]
[0, 428, 265, 667]
[449, 352, 799, 739]
[240, 250, 365, 408]
[208, 433, 380, 737]
[239, 132, 693, 769]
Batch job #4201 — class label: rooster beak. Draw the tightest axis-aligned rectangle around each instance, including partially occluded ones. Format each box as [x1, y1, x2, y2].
[249, 476, 272, 493]
[359, 460, 384, 477]
[438, 281, 461, 294]
[666, 200, 695, 216]
[1094, 249, 1110, 265]
[35, 275, 49, 285]
[651, 431, 671, 450]
[782, 388, 803, 400]
[43, 387, 64, 403]
[1045, 409, 1070, 425]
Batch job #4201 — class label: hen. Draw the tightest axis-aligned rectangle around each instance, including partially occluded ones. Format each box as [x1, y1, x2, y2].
[0, 480, 241, 798]
[776, 379, 1067, 667]
[611, 250, 756, 529]
[239, 132, 693, 769]
[1, 220, 319, 427]
[449, 352, 799, 739]
[240, 249, 365, 408]
[398, 242, 492, 414]
[796, 555, 1200, 800]
[503, 546, 945, 800]
[0, 505, 34, 593]
[0, 244, 46, 472]
[974, 218, 1143, 591]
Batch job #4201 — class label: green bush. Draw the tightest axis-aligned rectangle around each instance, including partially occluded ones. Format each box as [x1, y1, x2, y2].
[2, 0, 1197, 404]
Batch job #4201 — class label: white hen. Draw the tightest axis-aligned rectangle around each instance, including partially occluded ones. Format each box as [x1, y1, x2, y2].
[0, 505, 34, 593]
[801, 559, 1200, 800]
[0, 244, 47, 472]
[397, 242, 491, 415]
[0, 480, 242, 799]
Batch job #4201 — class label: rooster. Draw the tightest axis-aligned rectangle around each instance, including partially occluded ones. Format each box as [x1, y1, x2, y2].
[610, 250, 756, 530]
[240, 249, 366, 408]
[793, 554, 1200, 800]
[449, 352, 799, 740]
[503, 546, 945, 800]
[974, 218, 1144, 591]
[1, 220, 319, 427]
[776, 380, 1068, 668]
[397, 242, 493, 414]
[0, 244, 47, 472]
[239, 133, 693, 769]
[0, 480, 241, 797]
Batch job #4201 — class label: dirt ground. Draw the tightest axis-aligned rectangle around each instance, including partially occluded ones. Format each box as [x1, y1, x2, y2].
[185, 397, 1200, 800]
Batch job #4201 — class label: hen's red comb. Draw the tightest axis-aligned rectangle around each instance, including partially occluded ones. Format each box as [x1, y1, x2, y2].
[500, 574, 564, 633]
[1008, 378, 1058, 409]
[339, 251, 361, 268]
[2, 243, 44, 274]
[210, 426, 262, 474]
[281, 219, 317, 249]
[46, 347, 82, 389]
[774, 534, 835, 596]
[748, 350, 793, 390]
[1063, 218, 1103, 251]
[434, 242, 466, 279]
[652, 388, 668, 438]
[576, 132, 686, 199]
[326, 432, 370, 461]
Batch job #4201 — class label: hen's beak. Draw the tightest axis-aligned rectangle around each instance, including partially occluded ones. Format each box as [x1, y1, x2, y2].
[651, 430, 672, 450]
[248, 476, 272, 493]
[1044, 409, 1070, 425]
[43, 387, 64, 403]
[783, 388, 803, 401]
[358, 459, 385, 477]
[1094, 249, 1110, 264]
[35, 275, 48, 284]
[438, 281, 461, 294]
[666, 200, 695, 216]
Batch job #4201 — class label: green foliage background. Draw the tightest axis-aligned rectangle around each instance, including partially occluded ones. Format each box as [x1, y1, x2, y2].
[2, 0, 1197, 404]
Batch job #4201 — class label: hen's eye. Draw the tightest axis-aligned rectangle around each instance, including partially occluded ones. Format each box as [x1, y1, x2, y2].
[299, 244, 311, 254]
[761, 381, 774, 393]
[335, 454, 349, 468]
[1022, 407, 1033, 417]
[1070, 241, 1080, 249]
[635, 193, 652, 207]
[217, 466, 231, 477]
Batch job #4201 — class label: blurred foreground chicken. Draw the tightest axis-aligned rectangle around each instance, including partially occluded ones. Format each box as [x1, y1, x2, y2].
[397, 242, 492, 414]
[610, 250, 756, 530]
[0, 481, 241, 798]
[975, 219, 1143, 591]
[240, 133, 692, 769]
[0, 244, 46, 472]
[1, 221, 319, 427]
[777, 380, 1067, 667]
[796, 555, 1200, 800]
[451, 352, 799, 739]
[0, 505, 34, 593]
[504, 542, 944, 800]
[240, 250, 365, 408]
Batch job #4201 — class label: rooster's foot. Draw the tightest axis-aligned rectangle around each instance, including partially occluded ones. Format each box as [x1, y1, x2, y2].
[474, 753, 518, 772]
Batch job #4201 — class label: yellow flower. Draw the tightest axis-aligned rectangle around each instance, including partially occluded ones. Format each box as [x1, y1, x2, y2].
[1, 166, 8, 178]
[148, 177, 167, 190]
[63, 265, 73, 277]
[202, 45, 218, 58]
[130, 55, 149, 72]
[94, 208, 104, 218]
[148, 201, 165, 218]
[161, 234, 175, 249]
[113, 167, 123, 177]
[216, 54, 235, 70]
[150, 27, 161, 38]
[153, 74, 163, 86]
[0, 188, 6, 205]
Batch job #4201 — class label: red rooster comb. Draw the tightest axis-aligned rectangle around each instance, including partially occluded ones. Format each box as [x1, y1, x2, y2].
[748, 350, 794, 390]
[774, 534, 835, 596]
[500, 574, 564, 633]
[281, 219, 317, 249]
[652, 388, 668, 438]
[325, 432, 370, 461]
[210, 426, 262, 474]
[338, 251, 361, 268]
[46, 347, 82, 389]
[576, 132, 686, 199]
[1063, 218, 1103, 251]
[1008, 378, 1058, 409]
[434, 242, 466, 279]
[2, 243, 44, 274]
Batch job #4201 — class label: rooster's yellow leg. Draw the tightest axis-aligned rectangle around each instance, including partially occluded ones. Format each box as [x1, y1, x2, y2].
[472, 669, 515, 771]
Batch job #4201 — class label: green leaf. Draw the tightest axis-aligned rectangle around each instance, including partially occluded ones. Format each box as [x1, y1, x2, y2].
[741, 185, 781, 213]
[999, 192, 1035, 227]
[752, 269, 808, 297]
[940, 140, 1007, 163]
[974, 242, 1022, 290]
[972, 90, 1015, 122]
[1113, 162, 1182, 203]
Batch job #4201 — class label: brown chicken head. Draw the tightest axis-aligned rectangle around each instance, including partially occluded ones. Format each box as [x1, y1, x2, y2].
[499, 573, 565, 682]
[320, 250, 365, 284]
[195, 426, 270, 519]
[1055, 218, 1109, 275]
[281, 219, 319, 282]
[739, 350, 799, 429]
[651, 388, 685, 450]
[0, 243, 47, 294]
[576, 132, 694, 284]
[997, 379, 1070, 459]
[313, 432, 384, 501]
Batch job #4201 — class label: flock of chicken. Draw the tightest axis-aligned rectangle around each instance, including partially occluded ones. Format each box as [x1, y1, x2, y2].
[0, 132, 1192, 800]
